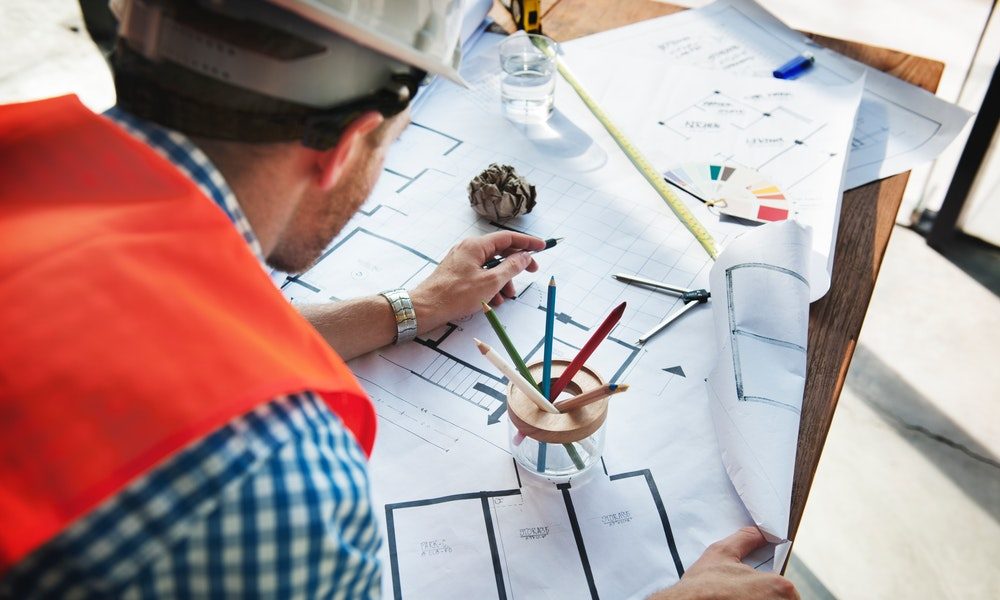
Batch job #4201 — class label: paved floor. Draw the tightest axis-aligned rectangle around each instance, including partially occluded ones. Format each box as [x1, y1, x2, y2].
[788, 227, 1000, 599]
[2, 2, 998, 598]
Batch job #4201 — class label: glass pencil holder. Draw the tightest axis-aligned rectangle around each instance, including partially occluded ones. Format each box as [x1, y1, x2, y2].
[507, 360, 608, 484]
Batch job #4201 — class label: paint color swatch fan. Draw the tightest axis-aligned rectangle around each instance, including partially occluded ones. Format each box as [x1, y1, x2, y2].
[663, 163, 791, 223]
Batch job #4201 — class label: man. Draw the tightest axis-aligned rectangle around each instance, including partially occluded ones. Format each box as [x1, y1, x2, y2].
[0, 0, 797, 598]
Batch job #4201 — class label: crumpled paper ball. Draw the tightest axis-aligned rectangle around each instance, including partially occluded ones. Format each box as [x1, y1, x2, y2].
[468, 163, 537, 220]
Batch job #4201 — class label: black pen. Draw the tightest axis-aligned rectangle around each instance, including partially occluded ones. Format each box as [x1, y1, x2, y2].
[483, 237, 564, 269]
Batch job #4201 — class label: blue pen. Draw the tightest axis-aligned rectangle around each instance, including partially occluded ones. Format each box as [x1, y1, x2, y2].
[773, 52, 815, 79]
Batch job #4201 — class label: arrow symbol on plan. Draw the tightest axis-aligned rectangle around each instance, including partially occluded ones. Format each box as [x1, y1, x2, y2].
[662, 366, 686, 377]
[487, 401, 508, 425]
[474, 382, 509, 425]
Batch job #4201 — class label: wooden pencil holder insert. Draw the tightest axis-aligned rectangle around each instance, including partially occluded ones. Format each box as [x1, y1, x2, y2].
[507, 360, 608, 481]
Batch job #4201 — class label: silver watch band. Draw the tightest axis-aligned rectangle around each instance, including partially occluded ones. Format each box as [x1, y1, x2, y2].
[379, 289, 418, 345]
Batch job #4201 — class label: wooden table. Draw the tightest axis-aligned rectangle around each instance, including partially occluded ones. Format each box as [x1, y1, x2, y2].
[491, 0, 945, 542]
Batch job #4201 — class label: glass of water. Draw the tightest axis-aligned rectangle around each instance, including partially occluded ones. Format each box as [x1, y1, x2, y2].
[499, 33, 558, 123]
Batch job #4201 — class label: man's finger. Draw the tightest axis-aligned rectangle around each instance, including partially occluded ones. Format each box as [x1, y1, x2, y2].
[482, 231, 546, 256]
[497, 236, 546, 257]
[706, 527, 768, 561]
[499, 281, 517, 300]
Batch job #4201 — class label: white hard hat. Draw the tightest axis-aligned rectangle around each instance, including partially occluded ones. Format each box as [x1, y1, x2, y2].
[112, 0, 468, 109]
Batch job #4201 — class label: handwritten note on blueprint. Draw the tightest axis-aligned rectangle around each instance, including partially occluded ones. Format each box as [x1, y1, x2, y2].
[566, 0, 972, 190]
[595, 63, 862, 299]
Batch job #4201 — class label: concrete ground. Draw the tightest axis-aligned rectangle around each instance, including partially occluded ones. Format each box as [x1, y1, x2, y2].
[2, 1, 997, 598]
[787, 227, 1000, 599]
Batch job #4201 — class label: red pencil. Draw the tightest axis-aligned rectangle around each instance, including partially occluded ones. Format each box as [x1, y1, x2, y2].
[549, 302, 626, 399]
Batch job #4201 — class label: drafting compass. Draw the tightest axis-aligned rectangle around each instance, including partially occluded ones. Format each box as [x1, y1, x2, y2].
[613, 273, 711, 344]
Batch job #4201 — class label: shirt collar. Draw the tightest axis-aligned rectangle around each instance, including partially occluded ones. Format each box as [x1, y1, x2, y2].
[103, 106, 266, 265]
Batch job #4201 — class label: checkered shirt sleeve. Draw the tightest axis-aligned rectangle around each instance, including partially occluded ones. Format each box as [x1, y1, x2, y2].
[0, 393, 381, 599]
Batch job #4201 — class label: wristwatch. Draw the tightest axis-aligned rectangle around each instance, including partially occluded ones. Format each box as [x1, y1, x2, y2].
[379, 288, 418, 345]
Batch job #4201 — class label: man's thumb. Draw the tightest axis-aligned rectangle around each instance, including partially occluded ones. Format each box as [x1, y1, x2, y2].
[709, 527, 768, 561]
[498, 251, 532, 279]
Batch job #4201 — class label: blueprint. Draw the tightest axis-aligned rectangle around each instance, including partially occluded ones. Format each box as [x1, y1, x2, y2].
[565, 0, 972, 190]
[274, 27, 820, 597]
[272, 5, 972, 597]
[282, 128, 742, 599]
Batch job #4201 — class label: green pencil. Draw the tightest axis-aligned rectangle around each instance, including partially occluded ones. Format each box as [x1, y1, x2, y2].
[481, 301, 536, 386]
[480, 301, 586, 471]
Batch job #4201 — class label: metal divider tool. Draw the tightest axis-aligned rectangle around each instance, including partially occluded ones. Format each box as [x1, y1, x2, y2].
[613, 273, 711, 345]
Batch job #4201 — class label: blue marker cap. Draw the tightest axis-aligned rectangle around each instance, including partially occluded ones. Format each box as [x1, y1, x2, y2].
[773, 52, 815, 80]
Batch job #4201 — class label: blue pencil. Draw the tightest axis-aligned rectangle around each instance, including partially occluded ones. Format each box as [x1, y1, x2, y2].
[543, 276, 556, 400]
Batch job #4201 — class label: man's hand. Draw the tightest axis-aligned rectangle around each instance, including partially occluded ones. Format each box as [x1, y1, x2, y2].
[411, 232, 546, 333]
[648, 527, 799, 600]
[298, 232, 544, 360]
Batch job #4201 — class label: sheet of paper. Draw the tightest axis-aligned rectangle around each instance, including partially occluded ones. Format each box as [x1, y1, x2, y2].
[279, 31, 809, 597]
[593, 62, 862, 299]
[706, 221, 811, 550]
[565, 0, 972, 190]
[458, 0, 493, 50]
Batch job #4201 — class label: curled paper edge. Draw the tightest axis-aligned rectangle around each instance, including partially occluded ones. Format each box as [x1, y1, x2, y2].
[705, 221, 812, 558]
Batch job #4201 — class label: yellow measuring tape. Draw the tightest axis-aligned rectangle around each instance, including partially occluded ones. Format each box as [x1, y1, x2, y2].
[537, 43, 719, 260]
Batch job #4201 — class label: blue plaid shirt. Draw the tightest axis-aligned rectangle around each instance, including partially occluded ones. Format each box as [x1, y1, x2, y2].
[0, 109, 381, 599]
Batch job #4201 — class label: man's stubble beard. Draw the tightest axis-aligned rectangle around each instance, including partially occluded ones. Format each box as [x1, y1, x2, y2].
[264, 113, 401, 275]
[265, 163, 375, 274]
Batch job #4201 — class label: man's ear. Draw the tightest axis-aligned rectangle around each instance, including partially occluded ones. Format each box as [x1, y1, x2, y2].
[315, 111, 385, 191]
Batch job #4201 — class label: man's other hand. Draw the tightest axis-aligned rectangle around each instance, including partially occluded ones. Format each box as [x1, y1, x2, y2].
[411, 232, 546, 332]
[648, 527, 799, 600]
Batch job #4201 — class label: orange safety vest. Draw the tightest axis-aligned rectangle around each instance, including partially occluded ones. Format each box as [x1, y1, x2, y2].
[0, 95, 376, 573]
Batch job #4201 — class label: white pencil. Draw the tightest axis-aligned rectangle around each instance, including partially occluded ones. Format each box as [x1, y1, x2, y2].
[474, 338, 559, 414]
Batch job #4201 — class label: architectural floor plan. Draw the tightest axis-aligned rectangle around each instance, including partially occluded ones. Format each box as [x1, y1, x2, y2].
[274, 22, 827, 598]
[278, 108, 766, 596]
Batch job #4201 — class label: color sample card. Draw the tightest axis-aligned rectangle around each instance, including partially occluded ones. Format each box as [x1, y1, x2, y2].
[664, 163, 789, 224]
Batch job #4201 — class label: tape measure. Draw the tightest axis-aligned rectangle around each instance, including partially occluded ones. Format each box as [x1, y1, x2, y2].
[505, 0, 542, 33]
[536, 42, 719, 260]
